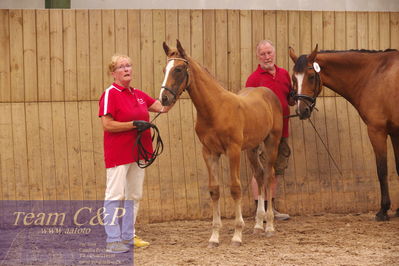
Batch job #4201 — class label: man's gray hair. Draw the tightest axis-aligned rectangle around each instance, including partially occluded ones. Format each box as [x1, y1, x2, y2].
[256, 40, 275, 54]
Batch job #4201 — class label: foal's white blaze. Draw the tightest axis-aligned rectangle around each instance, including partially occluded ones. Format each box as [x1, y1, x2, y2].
[159, 60, 175, 99]
[295, 73, 304, 108]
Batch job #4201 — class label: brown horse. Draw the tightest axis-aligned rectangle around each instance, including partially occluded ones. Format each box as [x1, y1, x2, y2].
[289, 45, 399, 221]
[160, 40, 283, 246]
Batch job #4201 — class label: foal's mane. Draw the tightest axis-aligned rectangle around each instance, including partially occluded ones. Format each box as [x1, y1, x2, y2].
[293, 48, 398, 72]
[319, 48, 397, 54]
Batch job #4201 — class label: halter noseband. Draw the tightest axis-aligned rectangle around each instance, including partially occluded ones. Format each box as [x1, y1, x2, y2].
[292, 65, 322, 113]
[161, 57, 190, 101]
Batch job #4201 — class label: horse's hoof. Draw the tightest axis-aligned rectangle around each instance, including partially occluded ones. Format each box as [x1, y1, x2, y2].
[375, 212, 390, 221]
[231, 241, 241, 247]
[265, 231, 275, 238]
[395, 208, 399, 217]
[253, 228, 264, 235]
[207, 242, 219, 248]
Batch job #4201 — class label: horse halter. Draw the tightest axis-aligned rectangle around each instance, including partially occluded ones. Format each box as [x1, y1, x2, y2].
[161, 58, 190, 101]
[292, 64, 322, 113]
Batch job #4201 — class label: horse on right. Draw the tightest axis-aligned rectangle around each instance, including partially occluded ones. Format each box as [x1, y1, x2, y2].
[289, 45, 399, 221]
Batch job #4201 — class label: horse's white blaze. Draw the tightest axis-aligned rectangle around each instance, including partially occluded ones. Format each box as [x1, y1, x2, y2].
[159, 60, 175, 99]
[295, 73, 305, 108]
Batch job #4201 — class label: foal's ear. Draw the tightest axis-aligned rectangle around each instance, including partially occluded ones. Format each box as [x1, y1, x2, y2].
[176, 39, 187, 59]
[163, 42, 170, 55]
[307, 44, 319, 62]
[288, 46, 298, 63]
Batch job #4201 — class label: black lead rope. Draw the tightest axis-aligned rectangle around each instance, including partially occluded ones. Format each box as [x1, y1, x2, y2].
[134, 112, 164, 168]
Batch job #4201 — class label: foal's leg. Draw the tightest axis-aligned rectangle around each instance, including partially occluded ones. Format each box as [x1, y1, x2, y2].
[227, 144, 245, 246]
[261, 134, 280, 236]
[246, 146, 265, 233]
[389, 134, 399, 217]
[368, 127, 390, 221]
[202, 147, 222, 247]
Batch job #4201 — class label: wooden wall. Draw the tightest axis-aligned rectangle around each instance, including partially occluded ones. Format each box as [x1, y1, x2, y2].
[0, 9, 398, 223]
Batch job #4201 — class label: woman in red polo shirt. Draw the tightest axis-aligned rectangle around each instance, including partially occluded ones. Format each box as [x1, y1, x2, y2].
[99, 54, 169, 253]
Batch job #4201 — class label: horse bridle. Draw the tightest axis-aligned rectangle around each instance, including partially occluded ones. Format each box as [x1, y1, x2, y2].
[161, 58, 190, 101]
[291, 64, 322, 113]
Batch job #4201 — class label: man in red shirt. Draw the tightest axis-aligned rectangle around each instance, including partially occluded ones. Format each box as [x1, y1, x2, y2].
[246, 40, 295, 220]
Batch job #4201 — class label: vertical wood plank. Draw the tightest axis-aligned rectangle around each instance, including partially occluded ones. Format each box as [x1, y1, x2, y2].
[357, 12, 373, 212]
[286, 11, 308, 214]
[127, 10, 141, 89]
[0, 10, 11, 102]
[334, 11, 352, 212]
[89, 10, 103, 100]
[76, 10, 90, 100]
[322, 11, 335, 97]
[12, 103, 29, 200]
[157, 10, 179, 219]
[36, 10, 51, 102]
[52, 102, 70, 200]
[139, 9, 154, 223]
[115, 9, 128, 55]
[25, 103, 43, 200]
[78, 101, 96, 200]
[191, 9, 212, 219]
[102, 10, 115, 90]
[345, 12, 361, 211]
[65, 102, 83, 200]
[357, 12, 368, 49]
[23, 10, 38, 102]
[215, 10, 228, 88]
[368, 12, 380, 50]
[63, 10, 77, 101]
[240, 10, 252, 88]
[311, 11, 332, 213]
[264, 11, 277, 47]
[9, 10, 24, 102]
[0, 104, 15, 200]
[251, 10, 264, 70]
[391, 12, 399, 50]
[228, 10, 240, 93]
[276, 11, 288, 70]
[38, 102, 57, 200]
[203, 10, 216, 74]
[147, 9, 164, 222]
[239, 10, 252, 215]
[90, 102, 105, 200]
[214, 10, 228, 217]
[336, 99, 356, 212]
[50, 9, 64, 101]
[189, 10, 212, 218]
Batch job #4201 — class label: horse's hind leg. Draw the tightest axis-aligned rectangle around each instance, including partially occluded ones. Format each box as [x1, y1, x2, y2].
[368, 127, 390, 221]
[227, 144, 245, 246]
[261, 133, 280, 236]
[202, 147, 222, 248]
[389, 134, 399, 217]
[246, 146, 265, 233]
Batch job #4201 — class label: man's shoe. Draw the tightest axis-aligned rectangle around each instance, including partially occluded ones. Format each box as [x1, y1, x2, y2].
[273, 209, 290, 221]
[106, 241, 129, 253]
[123, 236, 150, 248]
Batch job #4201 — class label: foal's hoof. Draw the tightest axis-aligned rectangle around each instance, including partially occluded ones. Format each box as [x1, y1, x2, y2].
[395, 208, 399, 217]
[253, 228, 264, 235]
[375, 212, 390, 221]
[207, 242, 219, 248]
[231, 241, 241, 247]
[265, 231, 275, 238]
